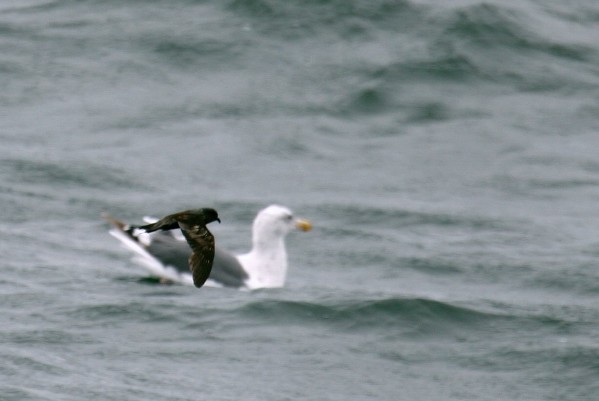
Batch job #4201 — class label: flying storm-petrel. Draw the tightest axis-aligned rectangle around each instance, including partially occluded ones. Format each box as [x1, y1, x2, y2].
[108, 207, 220, 288]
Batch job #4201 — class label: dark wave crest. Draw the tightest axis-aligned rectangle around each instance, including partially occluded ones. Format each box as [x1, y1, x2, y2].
[228, 0, 418, 39]
[444, 3, 593, 62]
[318, 203, 507, 231]
[1, 159, 138, 190]
[66, 301, 184, 324]
[237, 297, 505, 336]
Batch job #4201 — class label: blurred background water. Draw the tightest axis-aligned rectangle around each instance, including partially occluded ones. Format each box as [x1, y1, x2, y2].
[1, 0, 599, 400]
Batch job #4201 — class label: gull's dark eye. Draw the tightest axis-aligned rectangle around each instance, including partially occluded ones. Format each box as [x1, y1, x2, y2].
[285, 214, 293, 221]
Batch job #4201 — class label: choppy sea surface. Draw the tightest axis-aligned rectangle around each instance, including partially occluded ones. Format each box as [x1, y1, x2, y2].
[2, 1, 599, 400]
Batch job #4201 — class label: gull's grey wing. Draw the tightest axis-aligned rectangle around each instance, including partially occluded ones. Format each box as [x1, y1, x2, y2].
[146, 233, 191, 274]
[211, 248, 249, 288]
[148, 234, 248, 288]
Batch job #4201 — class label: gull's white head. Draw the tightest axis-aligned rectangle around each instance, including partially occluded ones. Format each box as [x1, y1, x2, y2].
[252, 205, 312, 241]
[241, 204, 311, 289]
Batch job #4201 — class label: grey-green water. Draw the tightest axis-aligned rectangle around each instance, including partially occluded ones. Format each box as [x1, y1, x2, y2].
[1, 1, 599, 400]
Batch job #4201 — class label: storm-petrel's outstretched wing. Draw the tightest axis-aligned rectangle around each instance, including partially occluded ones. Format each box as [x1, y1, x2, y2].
[134, 208, 220, 288]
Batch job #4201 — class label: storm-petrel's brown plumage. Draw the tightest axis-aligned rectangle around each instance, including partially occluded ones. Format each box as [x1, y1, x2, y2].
[131, 208, 220, 288]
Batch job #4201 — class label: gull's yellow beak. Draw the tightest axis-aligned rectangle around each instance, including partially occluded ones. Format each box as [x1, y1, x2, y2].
[295, 218, 312, 232]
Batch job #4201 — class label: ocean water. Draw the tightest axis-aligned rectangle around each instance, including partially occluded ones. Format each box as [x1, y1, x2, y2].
[1, 0, 599, 400]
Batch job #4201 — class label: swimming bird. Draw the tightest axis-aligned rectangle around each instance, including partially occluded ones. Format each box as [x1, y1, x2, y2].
[105, 205, 311, 290]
